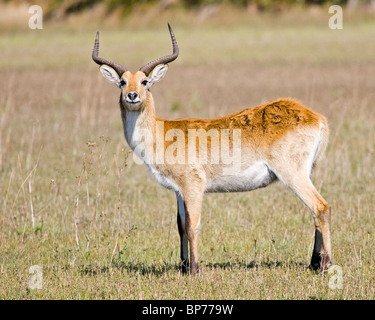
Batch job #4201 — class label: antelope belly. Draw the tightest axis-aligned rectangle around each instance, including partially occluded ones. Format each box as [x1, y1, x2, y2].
[205, 162, 276, 193]
[147, 165, 181, 193]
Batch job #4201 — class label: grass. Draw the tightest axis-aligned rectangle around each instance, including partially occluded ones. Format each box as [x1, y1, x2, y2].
[1, 6, 375, 299]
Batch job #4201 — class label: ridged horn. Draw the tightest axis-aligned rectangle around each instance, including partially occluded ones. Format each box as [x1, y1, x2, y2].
[139, 23, 179, 76]
[92, 32, 127, 76]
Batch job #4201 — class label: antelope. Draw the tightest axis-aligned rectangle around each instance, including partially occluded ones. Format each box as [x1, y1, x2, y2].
[92, 24, 332, 275]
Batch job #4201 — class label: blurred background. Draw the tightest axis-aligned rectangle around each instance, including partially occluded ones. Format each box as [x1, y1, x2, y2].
[1, 0, 375, 299]
[1, 0, 373, 23]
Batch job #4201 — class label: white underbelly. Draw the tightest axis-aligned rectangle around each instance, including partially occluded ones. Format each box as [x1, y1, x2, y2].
[147, 164, 181, 193]
[145, 162, 276, 194]
[205, 162, 276, 193]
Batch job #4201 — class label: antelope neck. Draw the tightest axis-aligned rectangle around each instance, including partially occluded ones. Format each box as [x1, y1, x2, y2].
[120, 93, 157, 161]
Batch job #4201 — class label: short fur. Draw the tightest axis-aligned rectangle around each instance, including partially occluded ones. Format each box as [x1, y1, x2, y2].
[95, 36, 331, 276]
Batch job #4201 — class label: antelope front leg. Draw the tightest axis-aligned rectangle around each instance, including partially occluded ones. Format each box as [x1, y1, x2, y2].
[176, 193, 188, 273]
[182, 192, 203, 275]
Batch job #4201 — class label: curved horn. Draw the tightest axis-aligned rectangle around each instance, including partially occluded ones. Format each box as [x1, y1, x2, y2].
[139, 23, 179, 76]
[92, 32, 127, 76]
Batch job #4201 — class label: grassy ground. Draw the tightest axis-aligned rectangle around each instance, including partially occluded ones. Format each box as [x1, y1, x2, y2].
[1, 6, 375, 299]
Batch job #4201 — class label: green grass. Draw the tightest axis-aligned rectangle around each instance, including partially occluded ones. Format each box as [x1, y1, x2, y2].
[1, 7, 375, 299]
[1, 10, 375, 70]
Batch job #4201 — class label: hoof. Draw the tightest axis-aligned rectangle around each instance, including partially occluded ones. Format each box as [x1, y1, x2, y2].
[190, 263, 199, 276]
[310, 253, 321, 271]
[310, 262, 320, 272]
[319, 254, 332, 273]
[179, 260, 188, 275]
[310, 253, 331, 273]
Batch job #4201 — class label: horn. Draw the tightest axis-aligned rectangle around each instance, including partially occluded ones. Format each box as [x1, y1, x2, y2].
[92, 32, 127, 76]
[139, 23, 179, 76]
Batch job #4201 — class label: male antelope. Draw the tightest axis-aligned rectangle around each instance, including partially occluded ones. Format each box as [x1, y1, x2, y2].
[92, 24, 331, 275]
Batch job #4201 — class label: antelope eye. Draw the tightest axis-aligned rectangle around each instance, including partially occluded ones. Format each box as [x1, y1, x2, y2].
[120, 79, 126, 86]
[141, 79, 148, 86]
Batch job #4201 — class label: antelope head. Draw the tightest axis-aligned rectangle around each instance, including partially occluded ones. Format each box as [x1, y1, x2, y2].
[92, 24, 179, 111]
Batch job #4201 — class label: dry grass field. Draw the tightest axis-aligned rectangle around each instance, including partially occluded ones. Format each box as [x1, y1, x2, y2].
[0, 5, 375, 299]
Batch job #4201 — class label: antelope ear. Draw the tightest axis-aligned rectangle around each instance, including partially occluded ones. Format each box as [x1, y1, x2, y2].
[99, 65, 121, 88]
[148, 64, 168, 88]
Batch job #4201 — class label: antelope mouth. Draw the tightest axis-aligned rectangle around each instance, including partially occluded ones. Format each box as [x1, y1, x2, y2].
[125, 99, 141, 105]
[125, 100, 142, 110]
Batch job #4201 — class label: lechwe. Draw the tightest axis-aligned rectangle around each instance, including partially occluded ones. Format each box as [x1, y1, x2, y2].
[92, 24, 331, 275]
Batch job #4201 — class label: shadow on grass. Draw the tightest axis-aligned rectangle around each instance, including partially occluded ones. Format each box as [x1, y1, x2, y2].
[206, 260, 308, 271]
[113, 261, 180, 276]
[79, 261, 180, 277]
[79, 259, 308, 277]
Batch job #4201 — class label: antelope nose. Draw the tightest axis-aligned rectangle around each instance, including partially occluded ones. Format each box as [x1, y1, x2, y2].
[127, 92, 138, 101]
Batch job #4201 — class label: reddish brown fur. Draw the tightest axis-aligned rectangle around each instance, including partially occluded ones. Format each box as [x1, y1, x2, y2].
[97, 57, 331, 276]
[159, 98, 328, 160]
